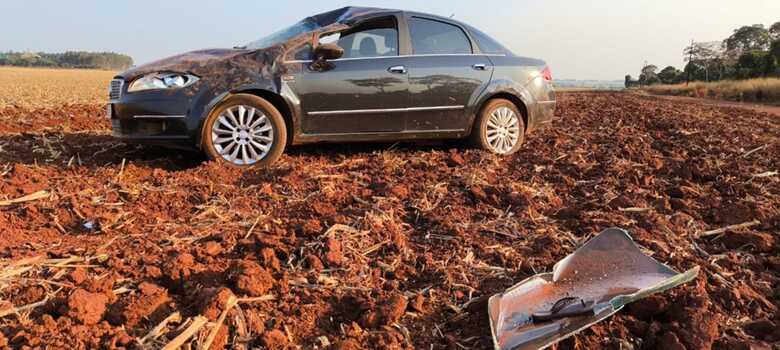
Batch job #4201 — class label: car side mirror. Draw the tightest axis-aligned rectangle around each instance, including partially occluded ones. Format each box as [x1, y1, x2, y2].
[314, 43, 344, 61]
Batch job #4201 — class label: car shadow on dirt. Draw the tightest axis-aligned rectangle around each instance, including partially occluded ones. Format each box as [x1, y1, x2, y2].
[0, 133, 204, 171]
[0, 132, 464, 173]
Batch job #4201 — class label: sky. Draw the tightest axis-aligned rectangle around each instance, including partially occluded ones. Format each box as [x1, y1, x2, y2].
[1, 0, 778, 80]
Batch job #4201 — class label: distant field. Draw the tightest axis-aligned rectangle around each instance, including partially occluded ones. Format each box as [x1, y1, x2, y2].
[0, 66, 115, 108]
[643, 78, 780, 105]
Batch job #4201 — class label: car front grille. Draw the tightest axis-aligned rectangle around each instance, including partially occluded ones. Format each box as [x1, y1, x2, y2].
[109, 79, 124, 100]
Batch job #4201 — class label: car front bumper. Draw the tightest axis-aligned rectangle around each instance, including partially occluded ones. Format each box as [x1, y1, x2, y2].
[108, 81, 199, 148]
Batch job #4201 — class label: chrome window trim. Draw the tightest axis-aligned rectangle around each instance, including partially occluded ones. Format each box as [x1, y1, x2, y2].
[284, 53, 506, 64]
[308, 105, 465, 116]
[133, 115, 186, 119]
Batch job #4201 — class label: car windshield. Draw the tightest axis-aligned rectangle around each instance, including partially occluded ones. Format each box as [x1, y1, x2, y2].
[245, 19, 320, 50]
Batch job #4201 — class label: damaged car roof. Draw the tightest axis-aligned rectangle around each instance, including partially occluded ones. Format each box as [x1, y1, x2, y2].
[306, 6, 402, 26]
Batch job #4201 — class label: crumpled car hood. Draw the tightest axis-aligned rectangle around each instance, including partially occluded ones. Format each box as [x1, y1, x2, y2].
[118, 48, 260, 80]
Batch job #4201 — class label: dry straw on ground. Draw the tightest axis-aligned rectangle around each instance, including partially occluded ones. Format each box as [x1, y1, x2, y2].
[643, 78, 780, 105]
[0, 66, 115, 108]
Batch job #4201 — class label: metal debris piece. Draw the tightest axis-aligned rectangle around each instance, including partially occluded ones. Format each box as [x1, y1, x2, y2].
[83, 221, 96, 231]
[488, 228, 700, 350]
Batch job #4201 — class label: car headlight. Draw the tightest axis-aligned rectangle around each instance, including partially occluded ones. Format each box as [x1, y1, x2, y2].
[127, 73, 199, 93]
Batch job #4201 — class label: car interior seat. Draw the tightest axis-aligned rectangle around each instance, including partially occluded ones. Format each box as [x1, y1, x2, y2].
[358, 37, 378, 57]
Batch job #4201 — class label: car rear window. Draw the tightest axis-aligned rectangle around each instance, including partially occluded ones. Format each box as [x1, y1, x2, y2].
[466, 25, 509, 55]
[408, 17, 472, 55]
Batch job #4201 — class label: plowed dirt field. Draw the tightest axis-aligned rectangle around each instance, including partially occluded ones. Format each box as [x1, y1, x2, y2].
[0, 91, 778, 349]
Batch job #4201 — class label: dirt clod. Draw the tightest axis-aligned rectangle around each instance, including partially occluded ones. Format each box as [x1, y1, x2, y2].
[305, 254, 324, 272]
[743, 319, 776, 340]
[721, 231, 775, 252]
[261, 329, 289, 349]
[361, 294, 408, 329]
[66, 288, 107, 325]
[260, 247, 282, 271]
[66, 268, 88, 285]
[110, 282, 170, 328]
[201, 288, 236, 321]
[203, 241, 223, 256]
[410, 294, 425, 313]
[332, 338, 362, 350]
[231, 261, 275, 296]
[324, 238, 344, 267]
[658, 332, 685, 350]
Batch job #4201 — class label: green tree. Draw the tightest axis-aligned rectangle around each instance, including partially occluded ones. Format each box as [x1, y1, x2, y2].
[770, 21, 780, 41]
[658, 66, 683, 84]
[737, 51, 774, 78]
[641, 64, 658, 76]
[768, 41, 780, 76]
[684, 41, 725, 81]
[638, 65, 660, 86]
[625, 75, 634, 88]
[0, 51, 133, 70]
[771, 40, 780, 62]
[684, 61, 702, 81]
[724, 25, 772, 58]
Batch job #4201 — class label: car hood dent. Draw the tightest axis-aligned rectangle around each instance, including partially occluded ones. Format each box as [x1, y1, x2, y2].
[120, 49, 249, 78]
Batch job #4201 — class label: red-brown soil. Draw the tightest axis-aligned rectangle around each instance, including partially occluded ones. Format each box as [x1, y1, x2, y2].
[0, 92, 778, 349]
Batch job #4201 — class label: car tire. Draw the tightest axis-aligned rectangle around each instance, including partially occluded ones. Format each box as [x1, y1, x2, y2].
[470, 99, 525, 155]
[201, 94, 287, 169]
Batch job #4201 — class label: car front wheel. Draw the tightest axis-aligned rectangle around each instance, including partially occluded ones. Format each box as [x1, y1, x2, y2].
[201, 94, 287, 168]
[471, 99, 525, 155]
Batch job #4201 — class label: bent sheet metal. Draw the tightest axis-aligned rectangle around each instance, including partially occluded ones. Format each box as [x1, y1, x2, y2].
[488, 228, 700, 350]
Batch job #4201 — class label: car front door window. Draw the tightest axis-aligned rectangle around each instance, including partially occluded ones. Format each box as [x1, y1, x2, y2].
[319, 18, 399, 59]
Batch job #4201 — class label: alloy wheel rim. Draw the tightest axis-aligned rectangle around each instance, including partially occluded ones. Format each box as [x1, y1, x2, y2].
[211, 105, 274, 165]
[486, 106, 521, 154]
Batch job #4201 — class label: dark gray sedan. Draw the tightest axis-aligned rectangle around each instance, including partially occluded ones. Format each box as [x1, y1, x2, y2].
[108, 7, 556, 168]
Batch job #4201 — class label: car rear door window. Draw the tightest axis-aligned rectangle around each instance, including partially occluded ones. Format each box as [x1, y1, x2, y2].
[408, 17, 472, 55]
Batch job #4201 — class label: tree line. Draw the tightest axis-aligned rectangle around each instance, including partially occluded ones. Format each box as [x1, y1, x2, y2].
[626, 21, 780, 87]
[0, 51, 133, 70]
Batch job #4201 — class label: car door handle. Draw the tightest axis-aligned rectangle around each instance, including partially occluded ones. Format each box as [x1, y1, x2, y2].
[388, 65, 407, 74]
[473, 64, 488, 71]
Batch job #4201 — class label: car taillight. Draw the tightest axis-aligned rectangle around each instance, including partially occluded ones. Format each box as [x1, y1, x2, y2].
[541, 66, 553, 81]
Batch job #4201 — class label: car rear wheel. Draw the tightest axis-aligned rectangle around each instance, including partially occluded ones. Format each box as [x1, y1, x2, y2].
[471, 99, 525, 155]
[202, 94, 287, 168]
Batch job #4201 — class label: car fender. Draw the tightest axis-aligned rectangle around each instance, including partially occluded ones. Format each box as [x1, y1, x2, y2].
[191, 80, 302, 147]
[470, 79, 535, 133]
